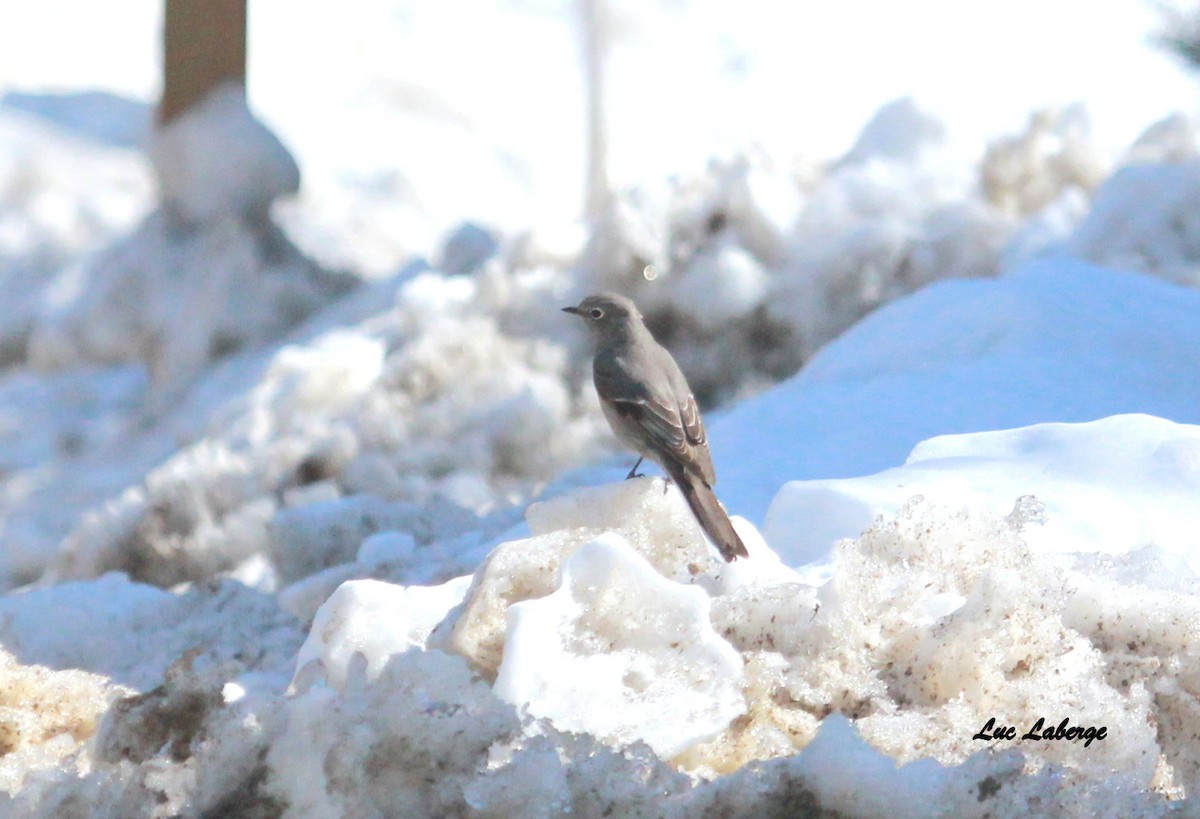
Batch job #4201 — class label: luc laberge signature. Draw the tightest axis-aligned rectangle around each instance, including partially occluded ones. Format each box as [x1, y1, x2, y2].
[973, 717, 1107, 748]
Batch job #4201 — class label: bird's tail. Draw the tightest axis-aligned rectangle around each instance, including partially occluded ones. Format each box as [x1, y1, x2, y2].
[672, 468, 749, 562]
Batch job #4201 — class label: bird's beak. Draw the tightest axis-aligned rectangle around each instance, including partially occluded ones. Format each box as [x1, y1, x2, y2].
[561, 306, 581, 315]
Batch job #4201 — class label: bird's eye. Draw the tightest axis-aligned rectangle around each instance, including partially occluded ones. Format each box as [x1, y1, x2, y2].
[589, 308, 604, 319]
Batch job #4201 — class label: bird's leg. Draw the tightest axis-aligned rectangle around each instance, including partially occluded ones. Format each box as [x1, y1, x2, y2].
[625, 456, 645, 480]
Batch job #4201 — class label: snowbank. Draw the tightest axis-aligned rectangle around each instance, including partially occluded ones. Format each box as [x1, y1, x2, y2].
[247, 436, 1191, 812]
[714, 259, 1200, 521]
[16, 466, 1166, 816]
[765, 414, 1200, 572]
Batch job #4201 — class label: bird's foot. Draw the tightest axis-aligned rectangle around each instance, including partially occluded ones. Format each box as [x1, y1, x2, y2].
[624, 456, 645, 480]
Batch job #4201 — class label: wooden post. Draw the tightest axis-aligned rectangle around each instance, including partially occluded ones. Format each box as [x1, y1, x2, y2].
[159, 0, 247, 125]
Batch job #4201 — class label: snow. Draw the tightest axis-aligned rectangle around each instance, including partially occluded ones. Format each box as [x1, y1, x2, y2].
[150, 81, 300, 225]
[4, 1, 1200, 815]
[0, 109, 151, 365]
[0, 572, 303, 692]
[980, 105, 1105, 216]
[293, 575, 472, 690]
[1069, 160, 1200, 283]
[714, 260, 1200, 522]
[0, 649, 126, 795]
[765, 414, 1200, 572]
[789, 715, 950, 819]
[495, 534, 746, 758]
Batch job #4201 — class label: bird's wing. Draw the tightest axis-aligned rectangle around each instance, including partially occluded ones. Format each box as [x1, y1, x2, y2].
[657, 345, 716, 484]
[676, 388, 706, 447]
[594, 352, 690, 462]
[594, 345, 715, 483]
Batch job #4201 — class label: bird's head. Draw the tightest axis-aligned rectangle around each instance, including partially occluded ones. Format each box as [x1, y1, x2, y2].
[562, 292, 642, 344]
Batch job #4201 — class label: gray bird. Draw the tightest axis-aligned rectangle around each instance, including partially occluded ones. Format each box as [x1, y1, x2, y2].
[563, 292, 749, 561]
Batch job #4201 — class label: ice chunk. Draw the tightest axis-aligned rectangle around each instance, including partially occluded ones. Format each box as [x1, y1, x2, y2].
[494, 534, 745, 759]
[430, 528, 598, 677]
[293, 576, 472, 691]
[433, 478, 723, 678]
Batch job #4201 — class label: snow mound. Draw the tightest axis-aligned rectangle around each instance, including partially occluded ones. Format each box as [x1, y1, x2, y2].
[764, 414, 1200, 572]
[254, 479, 1187, 812]
[714, 258, 1200, 521]
[711, 497, 1164, 785]
[21, 82, 351, 406]
[1069, 160, 1200, 285]
[149, 81, 299, 225]
[0, 460, 1189, 814]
